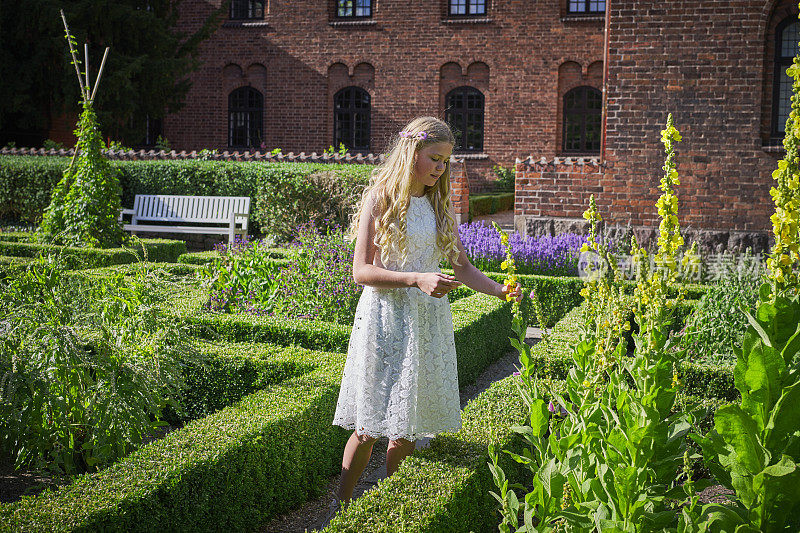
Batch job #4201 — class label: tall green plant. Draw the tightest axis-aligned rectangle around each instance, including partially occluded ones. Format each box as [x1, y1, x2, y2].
[688, 7, 800, 529]
[488, 115, 696, 532]
[37, 14, 124, 248]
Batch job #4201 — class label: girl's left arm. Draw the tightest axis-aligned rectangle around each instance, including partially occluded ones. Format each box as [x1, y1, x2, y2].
[450, 230, 522, 301]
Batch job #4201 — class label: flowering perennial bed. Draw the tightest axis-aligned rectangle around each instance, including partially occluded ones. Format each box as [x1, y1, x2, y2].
[458, 222, 586, 276]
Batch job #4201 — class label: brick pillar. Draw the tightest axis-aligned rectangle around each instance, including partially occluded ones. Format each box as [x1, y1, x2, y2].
[449, 156, 469, 225]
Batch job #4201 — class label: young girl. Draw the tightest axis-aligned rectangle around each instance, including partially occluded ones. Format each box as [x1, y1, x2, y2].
[328, 116, 522, 520]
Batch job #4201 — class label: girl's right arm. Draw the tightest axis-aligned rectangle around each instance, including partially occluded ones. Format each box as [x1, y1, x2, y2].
[352, 194, 461, 298]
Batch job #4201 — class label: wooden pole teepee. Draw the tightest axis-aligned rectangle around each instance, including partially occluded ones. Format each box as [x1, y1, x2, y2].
[60, 9, 110, 174]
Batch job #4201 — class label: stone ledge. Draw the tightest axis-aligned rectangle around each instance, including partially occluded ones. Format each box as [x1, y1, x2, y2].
[515, 215, 771, 255]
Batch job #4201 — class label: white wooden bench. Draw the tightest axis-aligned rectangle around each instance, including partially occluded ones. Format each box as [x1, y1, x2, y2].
[120, 195, 250, 243]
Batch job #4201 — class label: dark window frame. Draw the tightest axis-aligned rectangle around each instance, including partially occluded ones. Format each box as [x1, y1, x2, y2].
[333, 86, 371, 151]
[335, 0, 373, 19]
[229, 0, 265, 20]
[448, 0, 487, 17]
[565, 0, 605, 15]
[445, 86, 485, 153]
[562, 86, 602, 154]
[228, 86, 264, 150]
[772, 17, 798, 138]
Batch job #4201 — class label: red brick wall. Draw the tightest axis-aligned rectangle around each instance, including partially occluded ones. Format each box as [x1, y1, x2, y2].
[131, 0, 603, 190]
[449, 156, 469, 224]
[600, 0, 783, 234]
[515, 158, 604, 221]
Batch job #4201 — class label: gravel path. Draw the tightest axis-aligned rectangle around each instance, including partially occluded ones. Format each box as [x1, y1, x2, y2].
[259, 330, 541, 533]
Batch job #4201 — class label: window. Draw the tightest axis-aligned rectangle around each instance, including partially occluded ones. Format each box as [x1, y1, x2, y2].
[230, 0, 264, 20]
[337, 0, 372, 18]
[445, 86, 484, 152]
[563, 86, 602, 153]
[449, 0, 486, 16]
[228, 87, 263, 149]
[773, 18, 798, 136]
[566, 0, 605, 14]
[143, 115, 163, 146]
[334, 87, 371, 151]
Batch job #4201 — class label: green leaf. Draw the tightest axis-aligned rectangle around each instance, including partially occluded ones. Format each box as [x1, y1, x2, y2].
[714, 405, 765, 475]
[766, 381, 800, 450]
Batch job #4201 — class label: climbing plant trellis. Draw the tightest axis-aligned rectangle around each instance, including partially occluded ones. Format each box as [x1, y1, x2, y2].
[38, 9, 124, 248]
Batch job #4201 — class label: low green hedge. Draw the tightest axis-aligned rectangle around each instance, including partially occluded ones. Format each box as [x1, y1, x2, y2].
[0, 238, 186, 268]
[177, 248, 290, 266]
[443, 269, 584, 327]
[0, 231, 31, 242]
[162, 340, 318, 425]
[469, 193, 515, 218]
[0, 255, 33, 280]
[0, 346, 351, 532]
[171, 290, 514, 388]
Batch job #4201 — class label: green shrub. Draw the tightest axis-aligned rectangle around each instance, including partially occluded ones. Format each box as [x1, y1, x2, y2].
[0, 255, 33, 280]
[162, 340, 318, 425]
[0, 238, 186, 269]
[178, 247, 289, 266]
[679, 265, 760, 365]
[0, 156, 373, 238]
[0, 156, 65, 224]
[492, 164, 515, 192]
[443, 268, 584, 327]
[469, 192, 515, 218]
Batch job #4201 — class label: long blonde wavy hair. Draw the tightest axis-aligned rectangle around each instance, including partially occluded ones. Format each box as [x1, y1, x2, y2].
[349, 116, 461, 268]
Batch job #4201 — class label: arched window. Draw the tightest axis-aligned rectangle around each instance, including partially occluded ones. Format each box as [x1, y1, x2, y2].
[230, 0, 264, 19]
[445, 86, 485, 153]
[563, 86, 602, 153]
[334, 87, 371, 151]
[773, 18, 798, 136]
[228, 87, 263, 149]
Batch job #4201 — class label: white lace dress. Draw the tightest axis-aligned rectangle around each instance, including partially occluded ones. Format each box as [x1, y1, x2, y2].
[332, 194, 462, 441]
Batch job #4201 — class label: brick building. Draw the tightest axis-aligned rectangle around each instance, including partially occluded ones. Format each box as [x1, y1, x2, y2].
[44, 1, 797, 248]
[516, 0, 795, 252]
[130, 0, 607, 192]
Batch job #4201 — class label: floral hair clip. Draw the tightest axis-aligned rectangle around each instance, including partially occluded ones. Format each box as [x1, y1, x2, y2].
[399, 130, 428, 140]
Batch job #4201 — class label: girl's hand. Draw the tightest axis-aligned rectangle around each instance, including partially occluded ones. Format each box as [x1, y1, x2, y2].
[416, 273, 462, 298]
[498, 282, 523, 302]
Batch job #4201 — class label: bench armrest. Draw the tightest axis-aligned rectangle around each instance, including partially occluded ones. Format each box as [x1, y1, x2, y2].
[118, 208, 136, 222]
[232, 212, 249, 232]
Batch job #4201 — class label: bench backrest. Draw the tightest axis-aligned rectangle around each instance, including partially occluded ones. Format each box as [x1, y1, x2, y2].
[131, 195, 250, 223]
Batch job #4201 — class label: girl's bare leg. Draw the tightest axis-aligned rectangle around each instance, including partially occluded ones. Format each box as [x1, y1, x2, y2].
[336, 430, 377, 503]
[386, 438, 416, 477]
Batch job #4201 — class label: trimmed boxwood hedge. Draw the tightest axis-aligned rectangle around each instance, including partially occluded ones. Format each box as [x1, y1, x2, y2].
[469, 193, 515, 218]
[168, 289, 514, 388]
[0, 346, 351, 532]
[162, 340, 319, 425]
[0, 255, 33, 279]
[0, 238, 186, 268]
[177, 247, 290, 266]
[0, 155, 373, 238]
